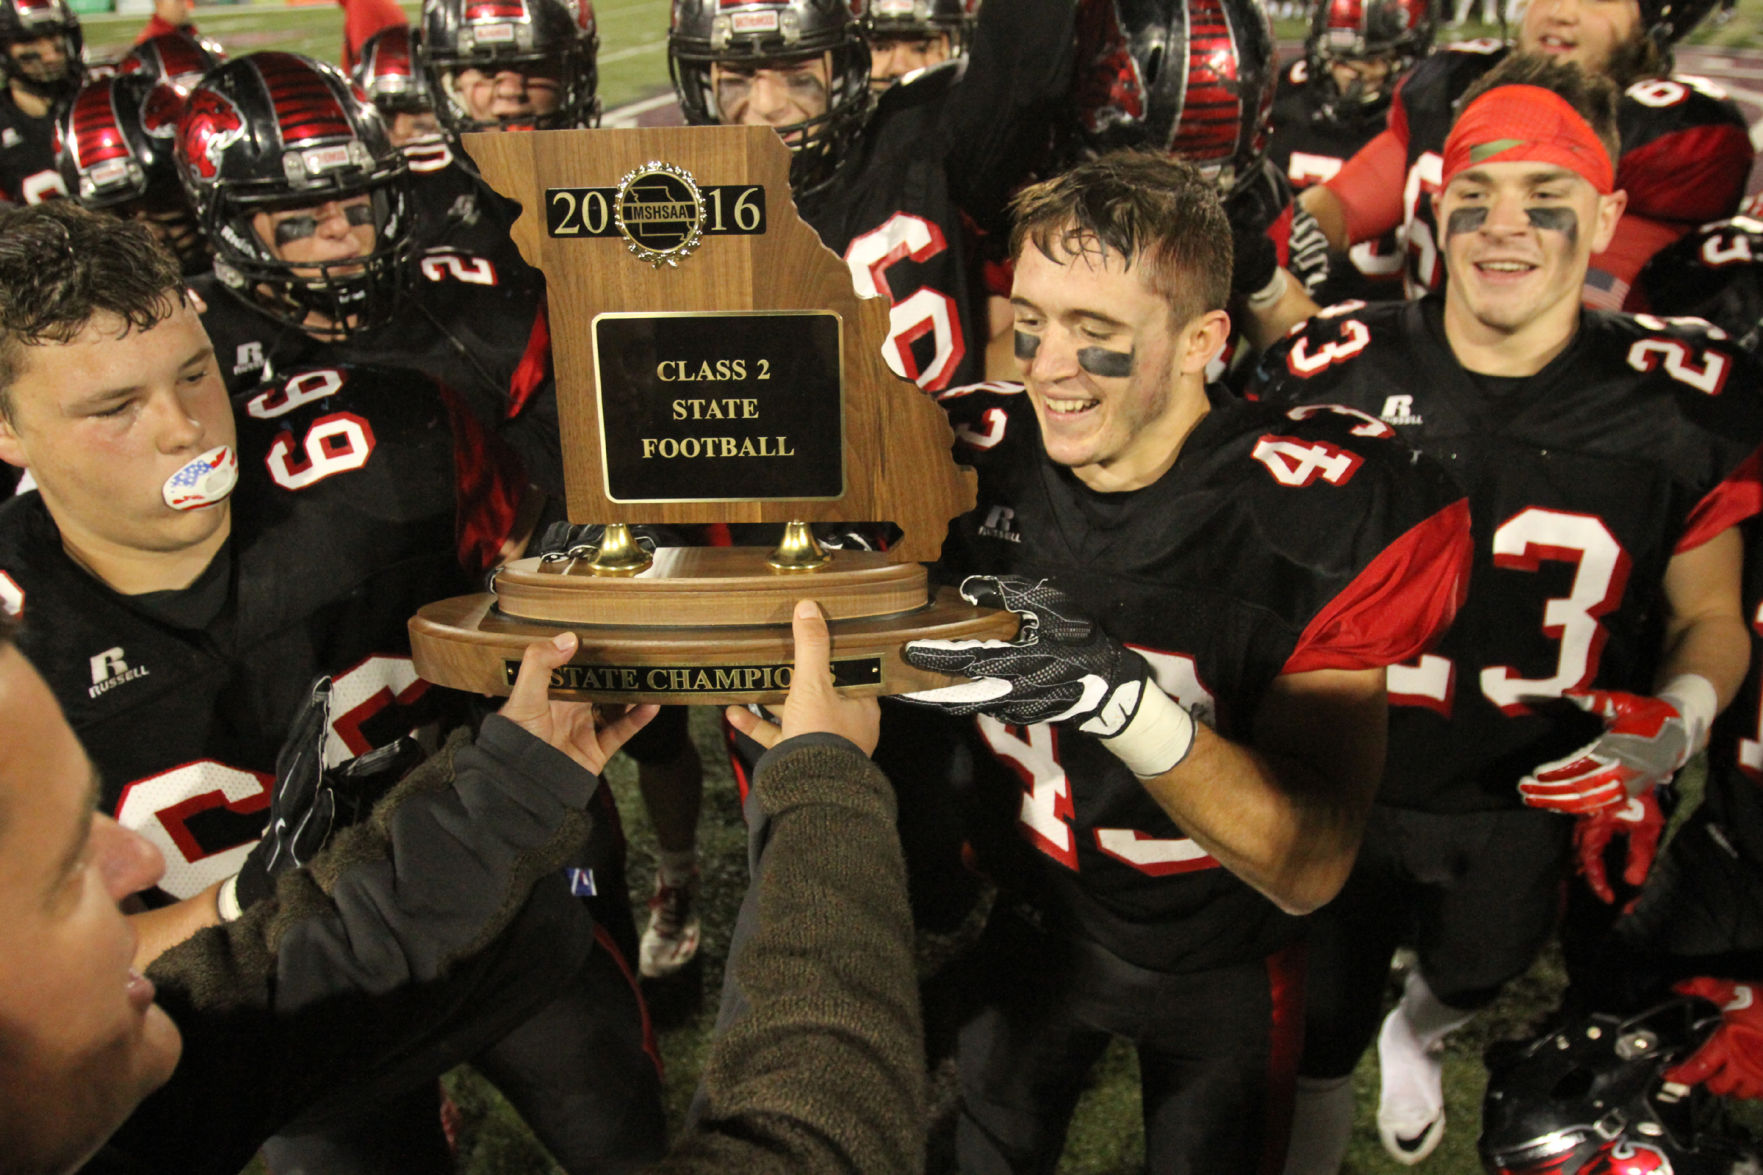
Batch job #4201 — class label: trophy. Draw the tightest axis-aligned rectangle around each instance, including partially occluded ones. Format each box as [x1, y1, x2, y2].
[407, 125, 1017, 704]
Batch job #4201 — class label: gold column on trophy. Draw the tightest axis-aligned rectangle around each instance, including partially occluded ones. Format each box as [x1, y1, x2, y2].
[408, 126, 1015, 705]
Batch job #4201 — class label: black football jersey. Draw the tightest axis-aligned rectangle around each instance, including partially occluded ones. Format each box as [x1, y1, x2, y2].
[800, 0, 1072, 395]
[1638, 213, 1763, 355]
[1267, 58, 1406, 307]
[0, 362, 527, 902]
[192, 237, 560, 494]
[1387, 42, 1753, 305]
[932, 385, 1470, 972]
[0, 88, 65, 204]
[405, 143, 527, 258]
[1253, 299, 1763, 814]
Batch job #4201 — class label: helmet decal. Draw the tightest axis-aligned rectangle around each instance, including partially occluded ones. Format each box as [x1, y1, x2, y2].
[252, 53, 356, 146]
[68, 81, 130, 170]
[181, 85, 246, 182]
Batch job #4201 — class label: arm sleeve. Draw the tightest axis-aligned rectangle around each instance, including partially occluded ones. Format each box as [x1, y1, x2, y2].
[1322, 127, 1408, 244]
[1284, 497, 1473, 674]
[101, 720, 602, 1175]
[653, 733, 925, 1174]
[941, 0, 1078, 229]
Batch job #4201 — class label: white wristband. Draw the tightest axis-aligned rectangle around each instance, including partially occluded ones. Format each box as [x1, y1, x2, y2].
[216, 873, 244, 923]
[1659, 672, 1719, 761]
[1100, 685, 1196, 778]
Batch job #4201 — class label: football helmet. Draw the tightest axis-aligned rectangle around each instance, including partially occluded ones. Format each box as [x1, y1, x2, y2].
[54, 74, 208, 270]
[419, 0, 599, 133]
[862, 0, 975, 55]
[1639, 215, 1763, 357]
[668, 0, 872, 197]
[1304, 0, 1431, 120]
[1065, 0, 1277, 196]
[116, 29, 226, 95]
[354, 25, 431, 114]
[174, 52, 414, 336]
[1480, 999, 1763, 1175]
[0, 0, 83, 100]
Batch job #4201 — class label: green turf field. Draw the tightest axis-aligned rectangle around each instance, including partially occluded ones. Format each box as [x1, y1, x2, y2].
[120, 3, 1760, 1170]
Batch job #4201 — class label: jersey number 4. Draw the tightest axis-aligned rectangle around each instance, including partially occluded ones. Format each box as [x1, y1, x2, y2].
[978, 649, 1220, 875]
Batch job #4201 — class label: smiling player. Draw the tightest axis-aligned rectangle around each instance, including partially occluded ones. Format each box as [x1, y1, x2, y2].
[1254, 56, 1763, 1169]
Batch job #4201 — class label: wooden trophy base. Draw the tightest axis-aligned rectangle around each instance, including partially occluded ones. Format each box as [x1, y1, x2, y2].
[409, 547, 1018, 704]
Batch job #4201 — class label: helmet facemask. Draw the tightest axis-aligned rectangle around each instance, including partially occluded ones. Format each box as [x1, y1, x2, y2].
[211, 173, 414, 340]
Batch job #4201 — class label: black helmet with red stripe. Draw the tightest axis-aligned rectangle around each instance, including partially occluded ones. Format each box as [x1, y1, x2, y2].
[174, 52, 414, 335]
[116, 29, 226, 95]
[353, 24, 431, 115]
[419, 0, 599, 133]
[0, 0, 83, 101]
[1304, 0, 1431, 119]
[55, 74, 207, 270]
[667, 0, 872, 198]
[1065, 0, 1276, 197]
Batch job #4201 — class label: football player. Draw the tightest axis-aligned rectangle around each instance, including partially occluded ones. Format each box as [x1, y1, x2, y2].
[420, 0, 599, 134]
[1268, 0, 1434, 306]
[862, 0, 973, 93]
[55, 74, 209, 275]
[176, 53, 561, 496]
[1251, 57, 1763, 1170]
[354, 24, 444, 149]
[670, 0, 1075, 397]
[897, 151, 1472, 1172]
[0, 0, 82, 204]
[0, 200, 666, 1174]
[1296, 0, 1751, 310]
[1055, 0, 1321, 361]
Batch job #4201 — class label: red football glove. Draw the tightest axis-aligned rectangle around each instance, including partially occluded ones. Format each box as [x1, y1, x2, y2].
[1573, 790, 1665, 908]
[1517, 689, 1692, 814]
[1666, 977, 1763, 1099]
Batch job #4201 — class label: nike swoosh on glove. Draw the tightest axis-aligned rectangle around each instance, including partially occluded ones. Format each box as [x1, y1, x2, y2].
[1517, 686, 1702, 815]
[1573, 790, 1665, 908]
[899, 575, 1195, 777]
[1666, 978, 1763, 1099]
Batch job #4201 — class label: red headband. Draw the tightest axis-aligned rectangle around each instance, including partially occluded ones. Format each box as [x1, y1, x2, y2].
[1440, 84, 1614, 195]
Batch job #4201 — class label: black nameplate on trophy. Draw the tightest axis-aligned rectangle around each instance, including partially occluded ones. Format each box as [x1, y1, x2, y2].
[545, 184, 767, 238]
[500, 655, 884, 695]
[593, 311, 844, 502]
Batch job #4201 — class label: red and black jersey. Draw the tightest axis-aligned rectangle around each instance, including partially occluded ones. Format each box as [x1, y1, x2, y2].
[801, 0, 1072, 395]
[1381, 42, 1752, 306]
[406, 145, 529, 259]
[932, 385, 1470, 973]
[1267, 57, 1406, 306]
[1638, 213, 1763, 352]
[1253, 298, 1763, 814]
[0, 362, 527, 902]
[192, 237, 559, 494]
[0, 88, 65, 204]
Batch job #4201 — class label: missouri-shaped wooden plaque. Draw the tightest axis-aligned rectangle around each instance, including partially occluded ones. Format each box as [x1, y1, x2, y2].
[408, 126, 1015, 704]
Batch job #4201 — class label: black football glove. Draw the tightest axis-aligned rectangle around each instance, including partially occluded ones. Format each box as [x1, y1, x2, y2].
[219, 678, 422, 920]
[900, 575, 1196, 776]
[1224, 167, 1290, 305]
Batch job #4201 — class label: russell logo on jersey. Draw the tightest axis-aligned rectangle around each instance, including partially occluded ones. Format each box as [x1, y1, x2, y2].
[88, 646, 150, 699]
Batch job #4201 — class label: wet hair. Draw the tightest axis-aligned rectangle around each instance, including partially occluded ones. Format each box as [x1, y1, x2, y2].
[0, 201, 186, 421]
[1461, 54, 1621, 166]
[1008, 150, 1232, 328]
